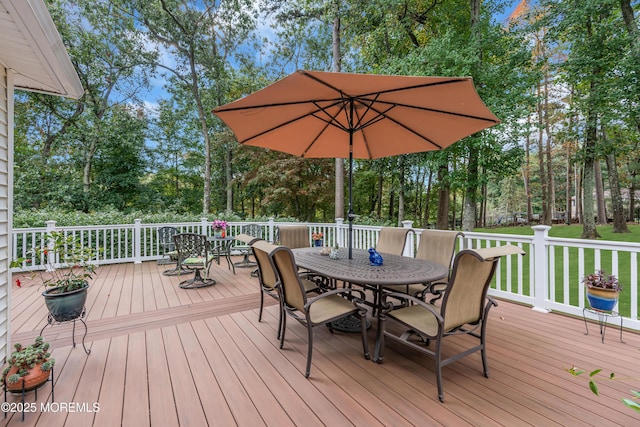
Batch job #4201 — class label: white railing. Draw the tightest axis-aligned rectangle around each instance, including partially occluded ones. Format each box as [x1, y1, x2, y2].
[11, 220, 640, 331]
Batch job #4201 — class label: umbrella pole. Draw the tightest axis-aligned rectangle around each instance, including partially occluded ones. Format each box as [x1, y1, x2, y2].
[348, 129, 354, 260]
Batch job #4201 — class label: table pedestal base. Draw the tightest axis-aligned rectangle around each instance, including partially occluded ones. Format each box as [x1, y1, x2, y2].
[329, 315, 370, 333]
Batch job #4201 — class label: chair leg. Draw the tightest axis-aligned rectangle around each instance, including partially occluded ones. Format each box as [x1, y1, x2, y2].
[305, 324, 314, 378]
[279, 315, 287, 349]
[360, 311, 370, 360]
[435, 340, 444, 403]
[258, 290, 265, 322]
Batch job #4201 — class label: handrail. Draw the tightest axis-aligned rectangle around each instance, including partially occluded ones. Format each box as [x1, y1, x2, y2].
[10, 218, 640, 331]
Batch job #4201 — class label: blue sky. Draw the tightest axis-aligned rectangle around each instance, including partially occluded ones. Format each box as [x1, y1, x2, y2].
[141, 1, 530, 112]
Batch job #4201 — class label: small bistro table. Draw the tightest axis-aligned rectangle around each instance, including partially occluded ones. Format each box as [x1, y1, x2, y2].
[292, 247, 448, 361]
[207, 235, 236, 274]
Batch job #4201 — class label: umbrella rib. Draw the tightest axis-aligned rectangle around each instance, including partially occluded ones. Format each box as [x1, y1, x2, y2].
[235, 99, 347, 144]
[299, 70, 469, 101]
[365, 99, 501, 123]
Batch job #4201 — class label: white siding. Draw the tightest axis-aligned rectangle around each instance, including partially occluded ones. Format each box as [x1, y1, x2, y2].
[0, 66, 9, 362]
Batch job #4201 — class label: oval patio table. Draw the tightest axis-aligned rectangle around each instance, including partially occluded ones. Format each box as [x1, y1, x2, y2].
[292, 247, 448, 361]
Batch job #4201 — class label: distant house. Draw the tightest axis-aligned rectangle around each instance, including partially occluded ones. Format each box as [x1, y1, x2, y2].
[0, 0, 82, 360]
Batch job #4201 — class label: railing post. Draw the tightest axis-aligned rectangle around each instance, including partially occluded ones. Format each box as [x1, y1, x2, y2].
[401, 220, 414, 257]
[45, 220, 56, 270]
[268, 217, 275, 243]
[201, 218, 209, 236]
[531, 225, 551, 313]
[134, 219, 142, 264]
[335, 218, 344, 248]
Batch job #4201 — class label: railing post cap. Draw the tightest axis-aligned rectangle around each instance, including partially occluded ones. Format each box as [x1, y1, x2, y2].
[532, 225, 551, 232]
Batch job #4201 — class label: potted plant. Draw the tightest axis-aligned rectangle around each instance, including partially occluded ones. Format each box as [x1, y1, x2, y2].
[312, 232, 323, 247]
[1, 336, 55, 392]
[11, 231, 98, 322]
[212, 219, 228, 238]
[583, 270, 621, 312]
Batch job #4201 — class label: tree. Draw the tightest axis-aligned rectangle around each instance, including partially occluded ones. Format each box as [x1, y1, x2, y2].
[14, 0, 156, 212]
[126, 0, 257, 214]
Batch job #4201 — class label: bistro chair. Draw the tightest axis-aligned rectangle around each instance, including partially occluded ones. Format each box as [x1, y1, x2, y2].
[160, 227, 192, 276]
[157, 226, 178, 265]
[384, 230, 464, 301]
[233, 223, 264, 269]
[276, 225, 310, 249]
[375, 227, 412, 255]
[378, 245, 525, 402]
[173, 233, 216, 289]
[269, 245, 370, 378]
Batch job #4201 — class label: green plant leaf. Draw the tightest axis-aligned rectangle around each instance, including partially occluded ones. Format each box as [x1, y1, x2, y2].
[589, 369, 602, 377]
[622, 399, 640, 413]
[589, 380, 599, 396]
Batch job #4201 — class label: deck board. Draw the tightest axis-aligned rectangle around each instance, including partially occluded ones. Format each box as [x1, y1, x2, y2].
[2, 257, 640, 426]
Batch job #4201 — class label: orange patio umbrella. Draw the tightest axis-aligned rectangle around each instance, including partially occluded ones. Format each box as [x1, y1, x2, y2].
[212, 70, 500, 258]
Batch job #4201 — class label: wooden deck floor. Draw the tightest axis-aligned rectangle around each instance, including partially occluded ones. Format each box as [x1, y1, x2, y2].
[2, 257, 640, 426]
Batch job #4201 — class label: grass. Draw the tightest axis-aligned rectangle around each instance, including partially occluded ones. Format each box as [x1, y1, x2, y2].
[476, 223, 640, 242]
[473, 223, 640, 317]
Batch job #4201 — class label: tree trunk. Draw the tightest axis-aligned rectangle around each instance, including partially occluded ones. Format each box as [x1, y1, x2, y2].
[543, 69, 556, 222]
[566, 144, 573, 225]
[436, 164, 450, 229]
[606, 151, 630, 232]
[524, 115, 533, 221]
[629, 169, 637, 222]
[226, 146, 233, 214]
[423, 169, 433, 228]
[463, 0, 482, 232]
[397, 157, 405, 226]
[594, 160, 607, 224]
[332, 2, 345, 221]
[537, 83, 549, 225]
[581, 93, 600, 239]
[376, 172, 383, 218]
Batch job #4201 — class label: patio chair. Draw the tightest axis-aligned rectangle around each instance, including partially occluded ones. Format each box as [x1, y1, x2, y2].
[269, 245, 370, 378]
[160, 227, 193, 276]
[157, 226, 178, 265]
[252, 240, 324, 339]
[173, 233, 216, 289]
[233, 224, 263, 269]
[276, 225, 310, 249]
[375, 227, 412, 255]
[378, 245, 525, 402]
[384, 230, 464, 301]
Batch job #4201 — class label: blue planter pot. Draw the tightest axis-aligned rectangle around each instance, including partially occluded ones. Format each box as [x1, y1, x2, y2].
[586, 287, 619, 312]
[313, 239, 323, 247]
[42, 284, 89, 322]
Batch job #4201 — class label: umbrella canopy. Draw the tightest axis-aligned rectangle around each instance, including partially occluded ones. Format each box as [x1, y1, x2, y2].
[213, 70, 500, 257]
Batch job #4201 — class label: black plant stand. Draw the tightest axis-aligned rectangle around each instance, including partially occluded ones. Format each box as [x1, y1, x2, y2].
[4, 367, 54, 422]
[583, 307, 624, 344]
[40, 308, 91, 355]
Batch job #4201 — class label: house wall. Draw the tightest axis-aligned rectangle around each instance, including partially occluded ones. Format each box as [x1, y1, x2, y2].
[0, 66, 10, 361]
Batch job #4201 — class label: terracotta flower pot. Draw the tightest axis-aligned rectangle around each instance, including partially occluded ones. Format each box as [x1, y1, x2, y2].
[4, 362, 51, 392]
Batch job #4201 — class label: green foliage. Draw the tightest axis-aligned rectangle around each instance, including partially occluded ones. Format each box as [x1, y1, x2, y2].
[1, 336, 55, 386]
[567, 366, 640, 413]
[11, 231, 98, 293]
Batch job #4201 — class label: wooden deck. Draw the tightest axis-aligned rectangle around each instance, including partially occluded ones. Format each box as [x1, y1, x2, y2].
[3, 257, 640, 426]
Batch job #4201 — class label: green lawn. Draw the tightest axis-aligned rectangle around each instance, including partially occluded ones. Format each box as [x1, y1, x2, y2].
[476, 223, 640, 242]
[473, 224, 640, 317]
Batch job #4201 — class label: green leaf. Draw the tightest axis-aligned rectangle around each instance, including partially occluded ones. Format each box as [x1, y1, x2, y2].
[589, 380, 599, 396]
[622, 399, 640, 413]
